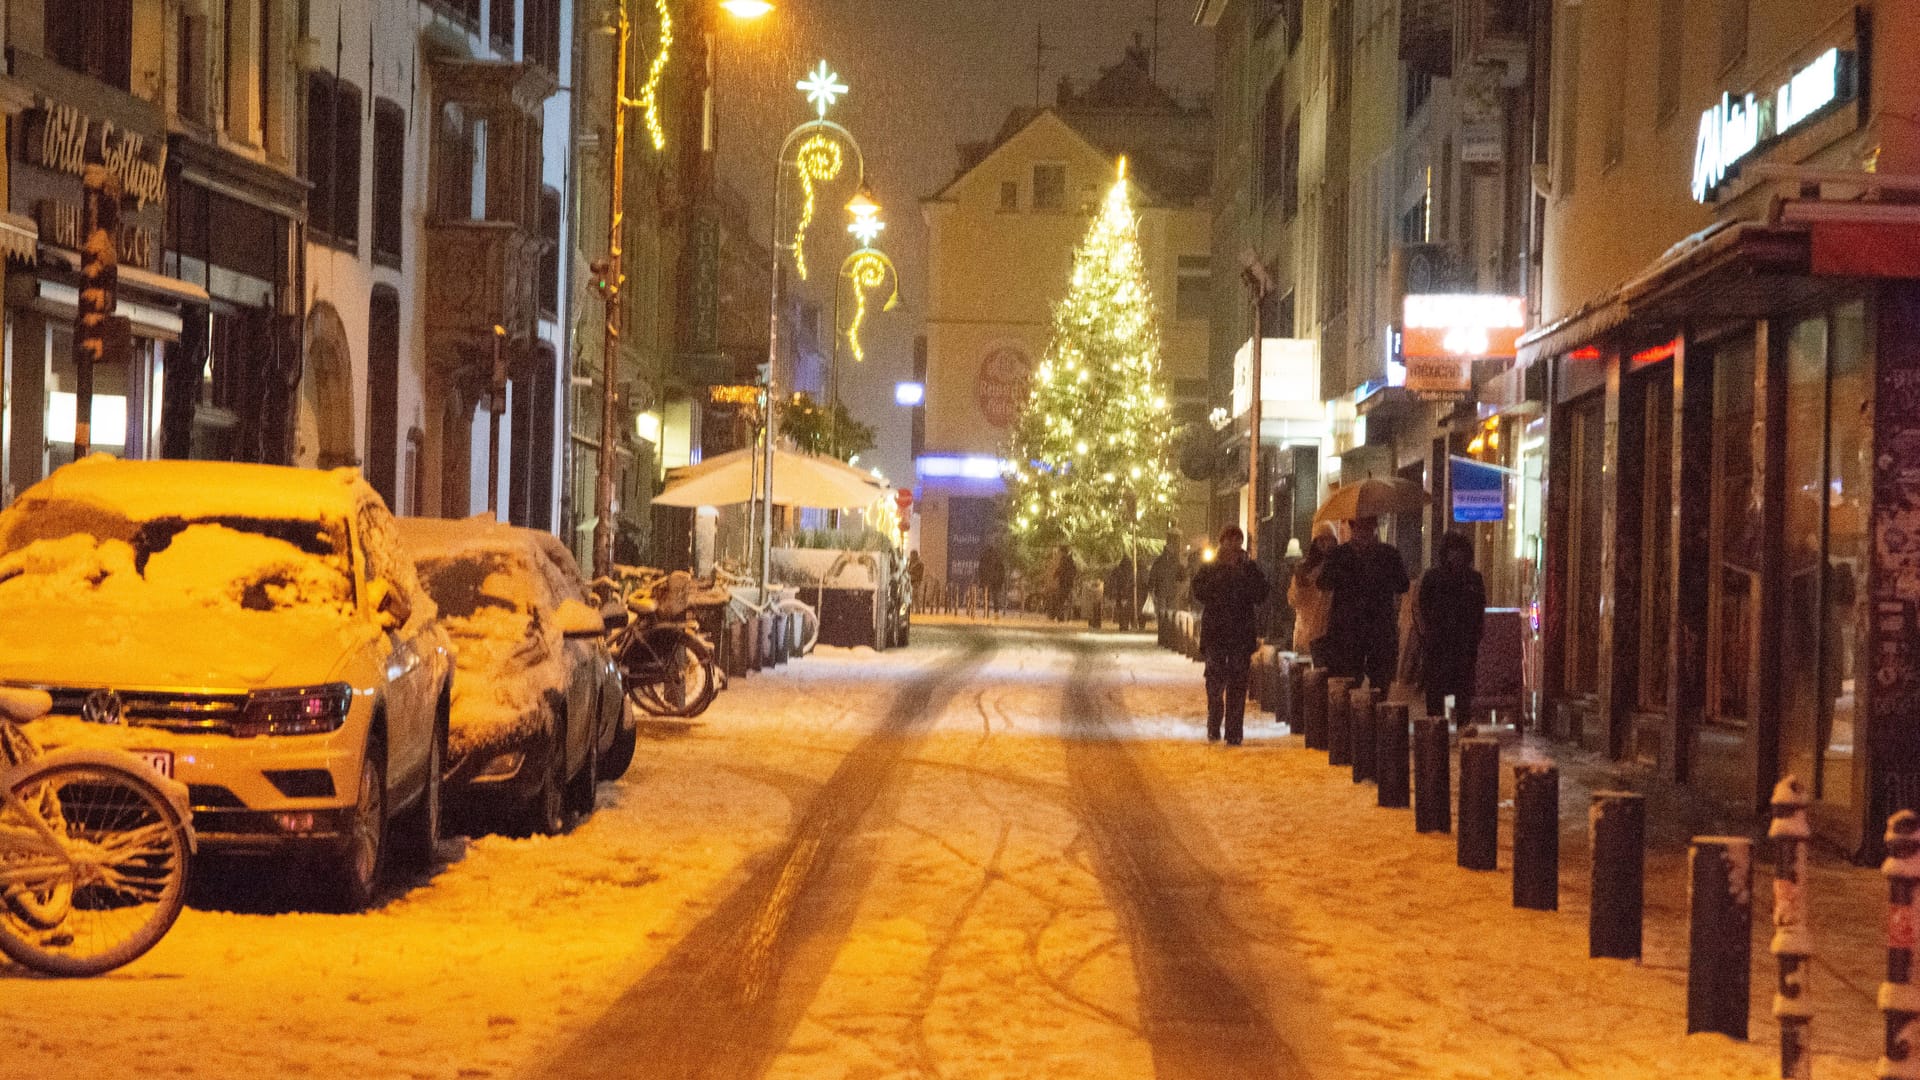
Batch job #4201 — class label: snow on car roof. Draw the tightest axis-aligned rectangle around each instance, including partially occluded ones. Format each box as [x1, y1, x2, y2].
[13, 457, 374, 523]
[396, 516, 584, 580]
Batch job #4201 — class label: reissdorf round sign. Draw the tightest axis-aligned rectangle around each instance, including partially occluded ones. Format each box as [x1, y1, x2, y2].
[975, 343, 1032, 428]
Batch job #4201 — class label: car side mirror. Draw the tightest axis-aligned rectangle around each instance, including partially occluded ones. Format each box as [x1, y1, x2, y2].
[368, 578, 411, 631]
[556, 599, 607, 640]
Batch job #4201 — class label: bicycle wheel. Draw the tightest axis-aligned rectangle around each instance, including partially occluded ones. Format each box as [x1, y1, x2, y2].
[625, 628, 717, 718]
[0, 761, 191, 977]
[776, 599, 820, 655]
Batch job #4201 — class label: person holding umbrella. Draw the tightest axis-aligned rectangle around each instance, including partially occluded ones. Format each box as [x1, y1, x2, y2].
[1322, 514, 1408, 692]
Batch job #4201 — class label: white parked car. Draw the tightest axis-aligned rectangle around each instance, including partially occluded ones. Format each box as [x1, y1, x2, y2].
[0, 459, 452, 910]
[396, 517, 631, 836]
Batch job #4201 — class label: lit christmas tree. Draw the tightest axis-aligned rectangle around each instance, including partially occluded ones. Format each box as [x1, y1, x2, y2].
[1006, 159, 1177, 571]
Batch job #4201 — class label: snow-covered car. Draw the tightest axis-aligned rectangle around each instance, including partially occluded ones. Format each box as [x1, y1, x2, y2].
[0, 459, 452, 911]
[396, 517, 631, 836]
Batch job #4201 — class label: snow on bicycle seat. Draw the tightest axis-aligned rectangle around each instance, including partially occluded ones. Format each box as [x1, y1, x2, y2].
[0, 687, 52, 723]
[628, 597, 659, 616]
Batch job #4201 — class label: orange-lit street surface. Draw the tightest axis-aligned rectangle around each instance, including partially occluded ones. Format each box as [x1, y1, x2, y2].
[5, 622, 1883, 1078]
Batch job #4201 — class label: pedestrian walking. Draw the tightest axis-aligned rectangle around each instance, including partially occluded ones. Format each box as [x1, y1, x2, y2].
[1149, 530, 1185, 636]
[977, 543, 1007, 615]
[1190, 525, 1270, 745]
[1106, 555, 1142, 630]
[1287, 525, 1339, 662]
[907, 550, 925, 594]
[1416, 531, 1488, 725]
[1047, 544, 1078, 622]
[1322, 514, 1409, 692]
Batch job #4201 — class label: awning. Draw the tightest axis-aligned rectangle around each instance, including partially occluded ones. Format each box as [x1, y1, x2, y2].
[37, 247, 212, 306]
[0, 212, 37, 264]
[653, 447, 888, 510]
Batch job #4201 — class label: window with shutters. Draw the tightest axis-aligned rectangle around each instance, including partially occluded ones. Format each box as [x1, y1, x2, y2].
[372, 100, 405, 267]
[303, 73, 363, 251]
[47, 0, 132, 90]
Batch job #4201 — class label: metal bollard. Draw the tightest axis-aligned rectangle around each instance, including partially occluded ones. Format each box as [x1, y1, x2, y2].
[774, 614, 790, 666]
[1687, 835, 1753, 1040]
[1457, 738, 1500, 871]
[1590, 791, 1647, 960]
[1414, 716, 1451, 833]
[1770, 776, 1813, 1079]
[1282, 660, 1304, 733]
[1880, 810, 1920, 1080]
[1376, 702, 1411, 808]
[1513, 763, 1559, 911]
[1326, 678, 1354, 767]
[1351, 688, 1379, 784]
[1302, 668, 1329, 751]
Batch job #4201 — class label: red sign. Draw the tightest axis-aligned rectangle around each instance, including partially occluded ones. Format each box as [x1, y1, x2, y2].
[975, 345, 1032, 428]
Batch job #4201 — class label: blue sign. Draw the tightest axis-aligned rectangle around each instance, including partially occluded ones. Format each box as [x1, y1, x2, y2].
[1450, 456, 1505, 523]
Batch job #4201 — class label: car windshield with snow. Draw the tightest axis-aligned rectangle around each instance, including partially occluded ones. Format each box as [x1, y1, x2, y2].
[0, 458, 453, 911]
[398, 517, 632, 837]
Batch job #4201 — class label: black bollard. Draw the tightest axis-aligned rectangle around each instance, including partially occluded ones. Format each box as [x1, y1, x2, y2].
[1512, 763, 1560, 911]
[1351, 688, 1378, 784]
[1457, 737, 1500, 870]
[1326, 678, 1354, 767]
[1590, 791, 1647, 960]
[1414, 716, 1451, 833]
[1302, 668, 1329, 751]
[1880, 811, 1920, 1080]
[1376, 702, 1411, 809]
[1686, 835, 1753, 1040]
[1278, 658, 1297, 731]
[1769, 776, 1813, 1079]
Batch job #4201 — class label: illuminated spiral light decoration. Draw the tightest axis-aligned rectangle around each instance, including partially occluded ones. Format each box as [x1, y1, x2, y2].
[641, 0, 673, 151]
[842, 249, 898, 363]
[790, 134, 844, 280]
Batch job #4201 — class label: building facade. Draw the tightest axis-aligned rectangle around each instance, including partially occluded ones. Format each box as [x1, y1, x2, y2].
[1522, 0, 1920, 854]
[918, 42, 1214, 592]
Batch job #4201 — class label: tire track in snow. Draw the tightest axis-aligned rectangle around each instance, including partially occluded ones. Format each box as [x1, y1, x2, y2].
[531, 628, 994, 1080]
[1061, 641, 1308, 1080]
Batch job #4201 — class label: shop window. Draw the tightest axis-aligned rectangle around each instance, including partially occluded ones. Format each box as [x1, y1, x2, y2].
[539, 187, 561, 319]
[1707, 332, 1759, 727]
[372, 99, 406, 268]
[304, 73, 363, 251]
[1032, 164, 1066, 212]
[47, 0, 132, 90]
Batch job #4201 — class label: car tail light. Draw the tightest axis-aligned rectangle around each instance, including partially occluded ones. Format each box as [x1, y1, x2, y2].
[236, 684, 354, 737]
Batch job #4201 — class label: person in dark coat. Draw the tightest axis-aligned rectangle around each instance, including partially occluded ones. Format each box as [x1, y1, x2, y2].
[1189, 525, 1271, 745]
[976, 544, 1007, 615]
[1322, 514, 1409, 692]
[1046, 544, 1078, 622]
[1149, 531, 1185, 639]
[1417, 531, 1488, 724]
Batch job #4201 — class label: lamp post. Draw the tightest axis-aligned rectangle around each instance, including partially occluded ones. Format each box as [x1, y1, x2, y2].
[592, 0, 772, 579]
[757, 62, 865, 602]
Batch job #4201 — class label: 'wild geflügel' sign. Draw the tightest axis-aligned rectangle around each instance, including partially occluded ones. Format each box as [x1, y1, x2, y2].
[24, 99, 168, 211]
[1691, 47, 1856, 203]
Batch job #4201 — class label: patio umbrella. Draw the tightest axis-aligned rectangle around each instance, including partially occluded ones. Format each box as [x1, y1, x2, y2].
[1311, 475, 1428, 527]
[651, 447, 887, 510]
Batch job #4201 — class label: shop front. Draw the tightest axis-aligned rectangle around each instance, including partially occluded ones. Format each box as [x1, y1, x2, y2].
[2, 51, 210, 497]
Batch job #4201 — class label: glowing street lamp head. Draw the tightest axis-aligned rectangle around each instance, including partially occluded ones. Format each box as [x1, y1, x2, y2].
[797, 61, 848, 119]
[845, 186, 880, 220]
[719, 0, 773, 19]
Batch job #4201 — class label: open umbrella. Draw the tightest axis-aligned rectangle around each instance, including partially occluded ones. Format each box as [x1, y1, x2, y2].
[1312, 475, 1428, 527]
[651, 447, 886, 510]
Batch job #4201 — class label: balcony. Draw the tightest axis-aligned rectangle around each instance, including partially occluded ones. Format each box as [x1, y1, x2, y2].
[422, 219, 546, 371]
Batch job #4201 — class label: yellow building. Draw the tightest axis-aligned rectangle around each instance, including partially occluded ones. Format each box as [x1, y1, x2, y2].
[917, 44, 1213, 594]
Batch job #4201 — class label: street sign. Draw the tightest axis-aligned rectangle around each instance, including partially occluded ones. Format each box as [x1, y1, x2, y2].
[1450, 455, 1505, 523]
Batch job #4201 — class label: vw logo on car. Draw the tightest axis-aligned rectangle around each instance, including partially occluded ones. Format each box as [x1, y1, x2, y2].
[81, 688, 125, 726]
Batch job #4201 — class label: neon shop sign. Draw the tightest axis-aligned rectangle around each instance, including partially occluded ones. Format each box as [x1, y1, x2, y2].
[1691, 47, 1856, 203]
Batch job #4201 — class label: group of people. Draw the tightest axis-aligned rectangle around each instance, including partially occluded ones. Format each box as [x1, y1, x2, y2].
[1191, 518, 1487, 745]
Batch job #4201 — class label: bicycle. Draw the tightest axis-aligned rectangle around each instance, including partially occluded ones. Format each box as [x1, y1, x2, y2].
[604, 571, 720, 720]
[0, 687, 195, 977]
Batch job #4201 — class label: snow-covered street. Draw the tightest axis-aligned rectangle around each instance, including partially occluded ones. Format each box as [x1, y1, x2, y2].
[4, 622, 1873, 1079]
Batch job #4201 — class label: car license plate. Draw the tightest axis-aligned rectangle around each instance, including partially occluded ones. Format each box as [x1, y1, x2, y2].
[133, 750, 173, 779]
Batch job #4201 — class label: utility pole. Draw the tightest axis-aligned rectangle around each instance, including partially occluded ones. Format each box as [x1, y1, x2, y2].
[592, 0, 633, 579]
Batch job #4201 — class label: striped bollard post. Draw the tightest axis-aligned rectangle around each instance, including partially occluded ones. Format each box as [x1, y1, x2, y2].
[1770, 776, 1812, 1079]
[1880, 810, 1920, 1080]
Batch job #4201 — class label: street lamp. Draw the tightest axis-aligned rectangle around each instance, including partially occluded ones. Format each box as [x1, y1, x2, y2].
[593, 0, 773, 579]
[755, 62, 866, 601]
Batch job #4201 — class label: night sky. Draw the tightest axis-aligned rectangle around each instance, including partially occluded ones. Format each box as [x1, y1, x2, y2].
[711, 0, 1213, 486]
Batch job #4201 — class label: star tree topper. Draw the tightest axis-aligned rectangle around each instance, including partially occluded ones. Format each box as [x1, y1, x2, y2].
[798, 62, 848, 120]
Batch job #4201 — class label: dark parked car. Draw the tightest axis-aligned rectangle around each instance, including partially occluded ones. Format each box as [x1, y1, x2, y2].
[397, 518, 632, 835]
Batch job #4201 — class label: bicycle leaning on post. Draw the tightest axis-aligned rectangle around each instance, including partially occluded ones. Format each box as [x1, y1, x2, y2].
[602, 570, 722, 720]
[0, 686, 195, 977]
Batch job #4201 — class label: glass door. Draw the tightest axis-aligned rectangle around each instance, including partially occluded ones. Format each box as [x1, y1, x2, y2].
[1707, 333, 1760, 728]
[1637, 371, 1674, 712]
[1821, 302, 1871, 809]
[1563, 392, 1605, 697]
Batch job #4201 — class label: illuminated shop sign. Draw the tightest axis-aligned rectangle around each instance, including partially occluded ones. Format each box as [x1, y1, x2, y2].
[1402, 294, 1526, 359]
[1691, 47, 1857, 203]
